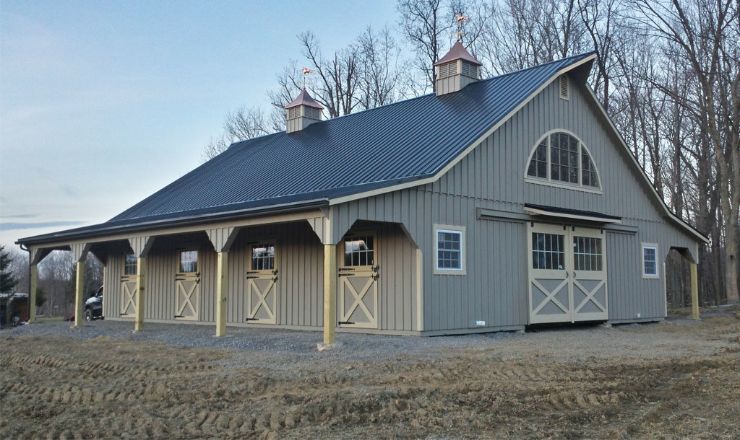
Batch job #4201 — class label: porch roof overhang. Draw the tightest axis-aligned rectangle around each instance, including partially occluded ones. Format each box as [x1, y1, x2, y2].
[523, 204, 622, 224]
[16, 198, 329, 248]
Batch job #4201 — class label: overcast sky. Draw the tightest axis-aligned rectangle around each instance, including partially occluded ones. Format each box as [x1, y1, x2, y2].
[0, 0, 398, 250]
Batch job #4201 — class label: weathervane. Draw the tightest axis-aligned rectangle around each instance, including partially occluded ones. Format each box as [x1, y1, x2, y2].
[455, 13, 469, 42]
[302, 67, 312, 89]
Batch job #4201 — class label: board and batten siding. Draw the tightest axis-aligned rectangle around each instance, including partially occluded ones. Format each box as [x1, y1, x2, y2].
[103, 221, 420, 333]
[332, 75, 699, 332]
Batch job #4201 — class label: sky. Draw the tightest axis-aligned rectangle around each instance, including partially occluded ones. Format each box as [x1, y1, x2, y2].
[0, 0, 398, 250]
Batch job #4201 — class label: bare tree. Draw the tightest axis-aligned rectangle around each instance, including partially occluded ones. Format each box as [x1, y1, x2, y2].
[476, 0, 588, 75]
[356, 26, 407, 109]
[202, 106, 276, 161]
[632, 0, 739, 303]
[398, 0, 451, 91]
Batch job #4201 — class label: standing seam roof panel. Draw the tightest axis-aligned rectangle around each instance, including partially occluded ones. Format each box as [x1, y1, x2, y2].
[109, 53, 593, 223]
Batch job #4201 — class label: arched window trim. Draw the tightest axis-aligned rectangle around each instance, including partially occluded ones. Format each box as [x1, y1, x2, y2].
[524, 129, 603, 194]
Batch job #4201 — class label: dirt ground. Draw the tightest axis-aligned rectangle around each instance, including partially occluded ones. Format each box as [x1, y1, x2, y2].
[1, 311, 738, 439]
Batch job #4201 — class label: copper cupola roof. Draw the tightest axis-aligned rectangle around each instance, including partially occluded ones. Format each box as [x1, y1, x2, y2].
[285, 88, 324, 109]
[434, 41, 482, 66]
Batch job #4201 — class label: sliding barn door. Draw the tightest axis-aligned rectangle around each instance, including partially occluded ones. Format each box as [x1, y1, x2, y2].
[528, 223, 608, 324]
[528, 224, 572, 323]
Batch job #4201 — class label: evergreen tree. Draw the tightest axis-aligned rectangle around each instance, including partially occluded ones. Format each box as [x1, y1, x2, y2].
[0, 246, 18, 293]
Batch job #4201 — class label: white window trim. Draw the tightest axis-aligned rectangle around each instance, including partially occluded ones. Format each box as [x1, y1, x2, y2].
[641, 243, 660, 279]
[433, 224, 466, 275]
[523, 129, 603, 193]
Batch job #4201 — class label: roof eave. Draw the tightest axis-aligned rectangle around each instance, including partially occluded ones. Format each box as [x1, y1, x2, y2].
[16, 199, 329, 247]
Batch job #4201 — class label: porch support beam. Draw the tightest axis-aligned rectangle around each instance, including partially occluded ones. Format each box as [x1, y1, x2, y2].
[129, 236, 154, 332]
[29, 264, 38, 323]
[134, 257, 147, 331]
[215, 251, 229, 337]
[690, 262, 699, 320]
[322, 243, 337, 347]
[73, 260, 86, 327]
[206, 227, 239, 337]
[71, 243, 90, 328]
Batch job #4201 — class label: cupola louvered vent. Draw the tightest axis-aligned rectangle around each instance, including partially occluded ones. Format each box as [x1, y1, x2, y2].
[559, 75, 569, 100]
[433, 41, 482, 96]
[284, 89, 323, 133]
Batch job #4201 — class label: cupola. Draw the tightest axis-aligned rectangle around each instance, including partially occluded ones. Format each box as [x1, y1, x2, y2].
[284, 89, 323, 133]
[434, 41, 481, 96]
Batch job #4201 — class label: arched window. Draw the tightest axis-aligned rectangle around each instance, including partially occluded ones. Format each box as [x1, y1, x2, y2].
[526, 131, 601, 190]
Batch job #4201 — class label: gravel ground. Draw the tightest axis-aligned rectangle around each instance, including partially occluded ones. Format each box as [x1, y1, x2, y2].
[6, 312, 731, 368]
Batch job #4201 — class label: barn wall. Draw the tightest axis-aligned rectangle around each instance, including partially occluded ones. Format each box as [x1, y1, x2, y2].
[333, 76, 700, 332]
[102, 220, 417, 333]
[226, 222, 325, 328]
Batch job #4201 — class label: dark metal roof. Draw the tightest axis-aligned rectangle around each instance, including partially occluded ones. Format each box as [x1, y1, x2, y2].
[18, 53, 595, 245]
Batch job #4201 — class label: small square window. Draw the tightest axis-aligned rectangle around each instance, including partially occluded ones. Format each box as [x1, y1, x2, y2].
[434, 225, 465, 275]
[179, 250, 198, 273]
[124, 253, 137, 275]
[251, 243, 275, 271]
[642, 244, 659, 278]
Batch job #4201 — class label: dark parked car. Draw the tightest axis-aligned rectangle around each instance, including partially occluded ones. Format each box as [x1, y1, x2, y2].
[84, 286, 104, 321]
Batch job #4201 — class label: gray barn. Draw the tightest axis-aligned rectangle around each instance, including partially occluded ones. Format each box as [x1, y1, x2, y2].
[18, 46, 706, 344]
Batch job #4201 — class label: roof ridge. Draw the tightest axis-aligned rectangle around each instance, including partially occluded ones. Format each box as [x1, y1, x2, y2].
[262, 51, 596, 129]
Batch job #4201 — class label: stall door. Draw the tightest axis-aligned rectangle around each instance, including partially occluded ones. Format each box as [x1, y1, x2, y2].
[119, 275, 137, 317]
[246, 243, 277, 324]
[120, 254, 137, 318]
[528, 223, 608, 323]
[175, 250, 200, 320]
[338, 235, 379, 329]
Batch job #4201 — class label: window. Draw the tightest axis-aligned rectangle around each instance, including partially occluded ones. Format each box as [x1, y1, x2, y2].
[573, 236, 603, 271]
[344, 236, 375, 267]
[642, 244, 659, 278]
[525, 131, 601, 190]
[124, 253, 137, 275]
[434, 225, 466, 274]
[532, 232, 565, 270]
[179, 250, 198, 273]
[251, 243, 275, 271]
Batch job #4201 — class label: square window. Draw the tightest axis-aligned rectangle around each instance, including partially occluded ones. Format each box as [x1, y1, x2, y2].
[251, 244, 275, 271]
[124, 253, 137, 275]
[179, 250, 198, 273]
[434, 226, 465, 274]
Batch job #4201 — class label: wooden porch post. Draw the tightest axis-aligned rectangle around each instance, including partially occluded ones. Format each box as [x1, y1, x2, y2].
[323, 243, 337, 346]
[70, 243, 90, 328]
[215, 251, 229, 337]
[206, 227, 237, 337]
[134, 256, 147, 331]
[29, 264, 38, 323]
[73, 259, 86, 327]
[690, 262, 700, 320]
[128, 236, 154, 332]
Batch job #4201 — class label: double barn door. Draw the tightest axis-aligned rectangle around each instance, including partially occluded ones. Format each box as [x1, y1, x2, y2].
[528, 223, 608, 324]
